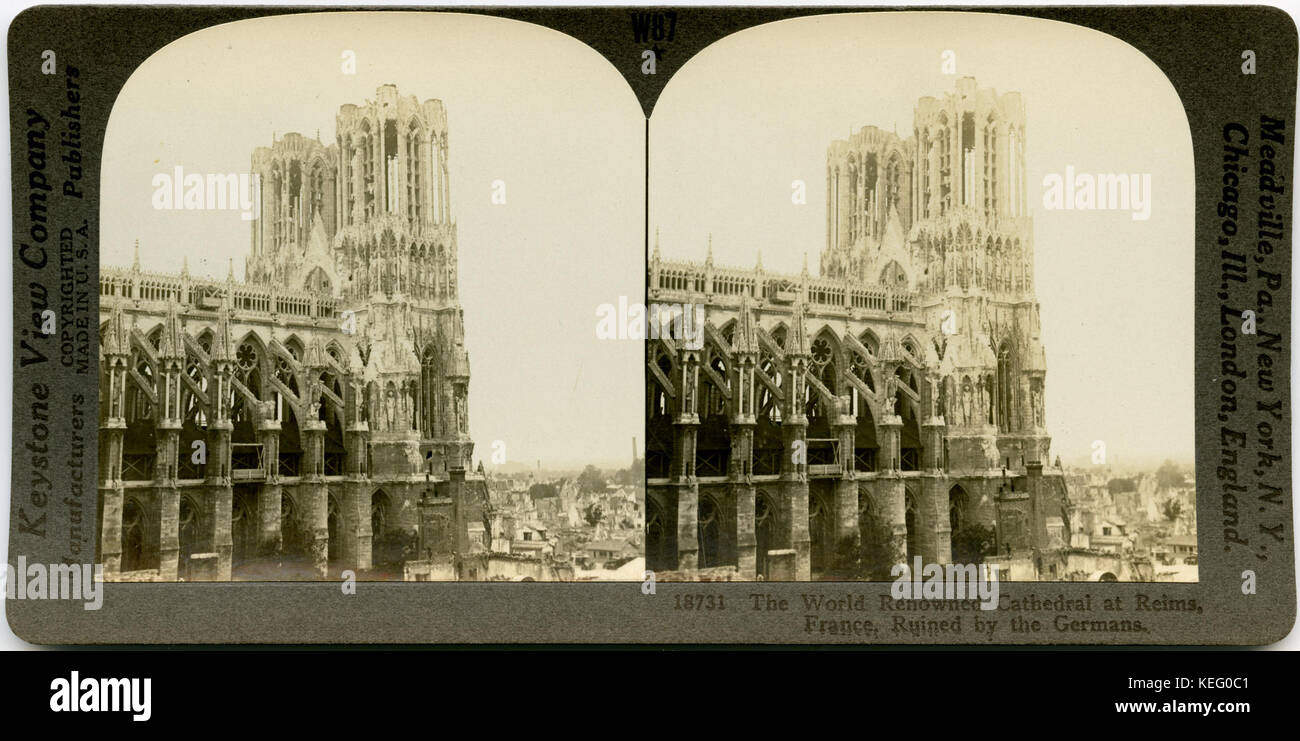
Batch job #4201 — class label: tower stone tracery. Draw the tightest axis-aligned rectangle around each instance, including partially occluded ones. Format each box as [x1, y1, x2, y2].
[647, 77, 1068, 581]
[97, 85, 486, 583]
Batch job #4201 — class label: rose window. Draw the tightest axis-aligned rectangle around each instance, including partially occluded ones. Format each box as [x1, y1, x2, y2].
[811, 337, 833, 367]
[236, 343, 257, 371]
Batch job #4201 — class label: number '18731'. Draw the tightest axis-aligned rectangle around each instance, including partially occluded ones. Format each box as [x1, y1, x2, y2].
[674, 594, 725, 610]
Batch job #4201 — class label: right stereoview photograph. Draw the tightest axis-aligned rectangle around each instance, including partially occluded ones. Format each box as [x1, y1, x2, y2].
[645, 12, 1196, 582]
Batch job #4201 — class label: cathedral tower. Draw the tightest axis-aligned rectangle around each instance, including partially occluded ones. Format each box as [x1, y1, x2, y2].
[249, 85, 472, 478]
[909, 76, 1048, 472]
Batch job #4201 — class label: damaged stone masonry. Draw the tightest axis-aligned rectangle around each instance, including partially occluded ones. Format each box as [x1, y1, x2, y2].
[646, 78, 1077, 581]
[97, 85, 490, 582]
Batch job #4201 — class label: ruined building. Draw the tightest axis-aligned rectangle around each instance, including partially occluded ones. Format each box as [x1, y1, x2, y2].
[646, 77, 1071, 580]
[97, 85, 488, 581]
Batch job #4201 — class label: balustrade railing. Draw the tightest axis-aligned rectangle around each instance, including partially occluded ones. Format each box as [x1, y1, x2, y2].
[100, 266, 339, 321]
[651, 260, 915, 315]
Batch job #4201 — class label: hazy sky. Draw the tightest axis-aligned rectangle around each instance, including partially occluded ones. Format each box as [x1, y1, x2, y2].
[102, 12, 644, 469]
[650, 12, 1195, 466]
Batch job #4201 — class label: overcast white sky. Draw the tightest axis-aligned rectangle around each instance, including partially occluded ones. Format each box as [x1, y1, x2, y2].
[102, 11, 644, 470]
[650, 11, 1195, 467]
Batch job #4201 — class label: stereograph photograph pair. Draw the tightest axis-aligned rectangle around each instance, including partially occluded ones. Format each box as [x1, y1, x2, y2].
[3, 5, 1295, 647]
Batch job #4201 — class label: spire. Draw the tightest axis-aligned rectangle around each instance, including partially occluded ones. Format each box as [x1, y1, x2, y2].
[733, 293, 757, 354]
[160, 302, 182, 359]
[227, 257, 234, 282]
[132, 240, 140, 271]
[706, 233, 713, 265]
[789, 301, 810, 356]
[755, 250, 763, 272]
[801, 251, 809, 277]
[652, 227, 661, 262]
[181, 255, 189, 278]
[881, 203, 905, 254]
[211, 309, 233, 362]
[303, 337, 325, 369]
[103, 304, 127, 357]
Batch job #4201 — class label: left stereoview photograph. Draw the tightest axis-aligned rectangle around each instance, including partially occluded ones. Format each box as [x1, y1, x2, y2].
[96, 12, 645, 582]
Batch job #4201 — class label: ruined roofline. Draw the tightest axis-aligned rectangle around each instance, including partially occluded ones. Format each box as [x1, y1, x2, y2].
[914, 76, 1025, 124]
[336, 84, 449, 132]
[826, 125, 916, 161]
[825, 78, 1025, 159]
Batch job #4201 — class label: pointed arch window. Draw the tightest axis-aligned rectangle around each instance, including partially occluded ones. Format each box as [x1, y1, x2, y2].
[997, 343, 1015, 433]
[406, 121, 423, 223]
[420, 346, 439, 439]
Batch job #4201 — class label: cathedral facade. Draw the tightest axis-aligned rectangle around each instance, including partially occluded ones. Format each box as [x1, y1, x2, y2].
[646, 78, 1072, 581]
[97, 85, 488, 582]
